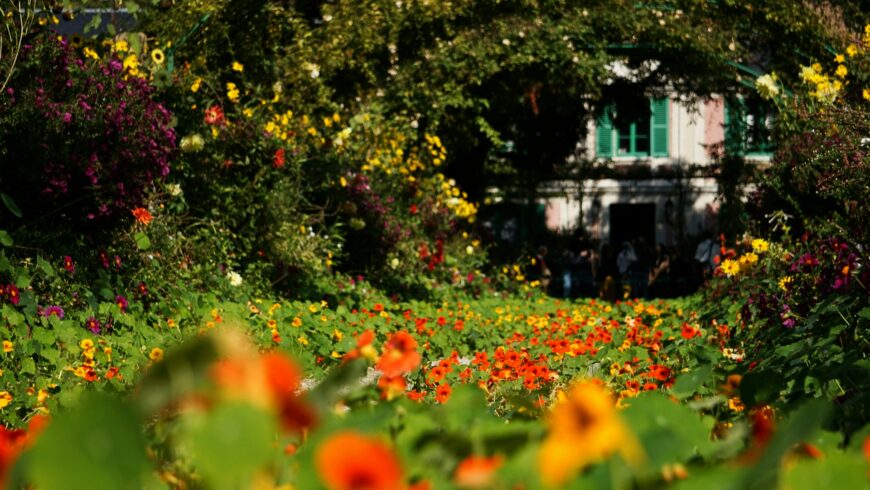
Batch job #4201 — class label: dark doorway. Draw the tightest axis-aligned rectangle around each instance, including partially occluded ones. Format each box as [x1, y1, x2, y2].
[609, 203, 656, 247]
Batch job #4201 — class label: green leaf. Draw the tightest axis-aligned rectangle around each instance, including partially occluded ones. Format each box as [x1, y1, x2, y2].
[188, 403, 277, 490]
[621, 392, 713, 468]
[1, 192, 22, 217]
[21, 357, 36, 375]
[782, 451, 868, 490]
[133, 232, 151, 250]
[37, 257, 54, 277]
[135, 335, 220, 415]
[671, 364, 714, 399]
[306, 358, 368, 413]
[28, 393, 149, 490]
[0, 230, 12, 247]
[739, 370, 785, 407]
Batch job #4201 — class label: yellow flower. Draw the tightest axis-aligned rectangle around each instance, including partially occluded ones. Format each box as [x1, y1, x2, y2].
[0, 391, 11, 409]
[2, 341, 12, 353]
[778, 276, 793, 291]
[835, 64, 848, 78]
[191, 77, 202, 93]
[739, 252, 759, 267]
[332, 329, 343, 342]
[720, 259, 740, 277]
[863, 88, 870, 101]
[226, 82, 240, 103]
[296, 336, 308, 346]
[79, 339, 94, 350]
[149, 347, 164, 362]
[292, 317, 303, 328]
[114, 39, 129, 52]
[232, 61, 244, 72]
[751, 238, 769, 253]
[122, 54, 139, 72]
[83, 47, 99, 60]
[538, 381, 642, 486]
[834, 54, 845, 63]
[847, 44, 859, 57]
[308, 304, 319, 313]
[151, 49, 165, 65]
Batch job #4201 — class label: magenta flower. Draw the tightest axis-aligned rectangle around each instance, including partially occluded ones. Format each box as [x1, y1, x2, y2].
[5, 284, 20, 305]
[115, 295, 128, 312]
[39, 305, 65, 319]
[63, 256, 75, 274]
[85, 317, 101, 334]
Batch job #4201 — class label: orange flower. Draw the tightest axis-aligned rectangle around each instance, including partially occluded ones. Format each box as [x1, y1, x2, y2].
[435, 383, 452, 404]
[131, 207, 153, 225]
[862, 434, 870, 463]
[376, 331, 421, 377]
[315, 431, 404, 490]
[0, 415, 47, 488]
[105, 366, 121, 380]
[454, 455, 503, 488]
[378, 375, 407, 401]
[261, 352, 315, 433]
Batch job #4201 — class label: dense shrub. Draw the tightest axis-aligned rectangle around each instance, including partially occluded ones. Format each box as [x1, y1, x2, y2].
[0, 35, 176, 233]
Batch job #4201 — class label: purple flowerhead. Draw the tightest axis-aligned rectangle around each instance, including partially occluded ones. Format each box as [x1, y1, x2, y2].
[63, 255, 75, 274]
[4, 284, 20, 305]
[85, 316, 101, 334]
[115, 295, 128, 312]
[39, 305, 65, 319]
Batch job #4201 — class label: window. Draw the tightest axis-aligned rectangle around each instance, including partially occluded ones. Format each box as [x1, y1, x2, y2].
[725, 96, 775, 156]
[596, 97, 668, 158]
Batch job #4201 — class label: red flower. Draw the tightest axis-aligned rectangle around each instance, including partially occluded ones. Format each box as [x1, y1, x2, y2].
[204, 105, 225, 125]
[273, 148, 286, 169]
[435, 383, 452, 404]
[131, 207, 153, 225]
[454, 455, 503, 488]
[680, 324, 698, 340]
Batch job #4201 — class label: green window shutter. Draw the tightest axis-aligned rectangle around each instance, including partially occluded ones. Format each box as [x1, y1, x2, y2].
[724, 98, 746, 155]
[650, 97, 668, 157]
[596, 108, 613, 158]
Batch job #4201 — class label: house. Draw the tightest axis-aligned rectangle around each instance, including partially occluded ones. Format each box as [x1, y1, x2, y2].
[540, 91, 773, 248]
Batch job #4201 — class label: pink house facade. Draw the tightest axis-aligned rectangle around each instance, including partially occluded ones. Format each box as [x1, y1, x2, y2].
[540, 95, 769, 246]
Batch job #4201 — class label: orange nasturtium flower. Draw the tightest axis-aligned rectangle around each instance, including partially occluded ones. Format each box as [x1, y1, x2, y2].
[376, 331, 421, 377]
[315, 431, 404, 490]
[454, 455, 504, 488]
[131, 207, 153, 225]
[538, 381, 642, 487]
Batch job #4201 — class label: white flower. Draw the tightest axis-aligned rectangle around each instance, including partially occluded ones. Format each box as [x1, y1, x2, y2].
[390, 258, 400, 269]
[179, 134, 205, 153]
[166, 183, 182, 197]
[755, 73, 780, 99]
[466, 245, 474, 255]
[304, 62, 320, 79]
[502, 38, 511, 46]
[226, 271, 243, 287]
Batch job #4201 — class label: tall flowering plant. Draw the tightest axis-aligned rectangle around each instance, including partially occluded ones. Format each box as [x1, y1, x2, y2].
[0, 34, 176, 226]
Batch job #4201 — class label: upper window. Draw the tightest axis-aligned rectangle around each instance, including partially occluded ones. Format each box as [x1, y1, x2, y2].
[596, 97, 668, 158]
[725, 96, 775, 156]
